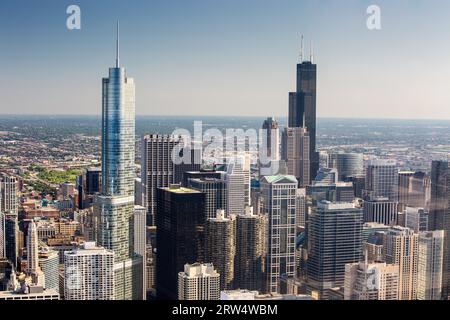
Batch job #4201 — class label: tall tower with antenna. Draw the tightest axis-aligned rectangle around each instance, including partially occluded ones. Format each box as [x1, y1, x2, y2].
[94, 22, 143, 300]
[287, 36, 319, 182]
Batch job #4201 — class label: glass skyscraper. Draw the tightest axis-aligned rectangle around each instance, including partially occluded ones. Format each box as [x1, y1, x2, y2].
[94, 23, 143, 300]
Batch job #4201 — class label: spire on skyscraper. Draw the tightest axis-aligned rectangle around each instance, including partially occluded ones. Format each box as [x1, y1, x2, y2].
[310, 40, 314, 63]
[116, 21, 120, 68]
[299, 34, 304, 63]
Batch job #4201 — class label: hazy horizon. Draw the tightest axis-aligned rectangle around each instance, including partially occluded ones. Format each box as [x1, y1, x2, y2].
[2, 0, 450, 119]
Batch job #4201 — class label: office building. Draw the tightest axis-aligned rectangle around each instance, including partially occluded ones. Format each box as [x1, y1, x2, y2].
[295, 188, 307, 228]
[134, 205, 147, 298]
[328, 152, 364, 181]
[282, 127, 310, 187]
[405, 207, 429, 233]
[363, 197, 399, 225]
[156, 185, 206, 299]
[189, 178, 226, 220]
[64, 242, 115, 300]
[287, 50, 319, 178]
[384, 226, 419, 300]
[260, 117, 280, 176]
[178, 263, 220, 300]
[307, 201, 363, 299]
[141, 134, 180, 225]
[418, 230, 444, 300]
[364, 160, 399, 201]
[234, 207, 267, 292]
[307, 182, 354, 204]
[93, 25, 142, 300]
[260, 175, 297, 294]
[224, 155, 251, 215]
[205, 210, 236, 290]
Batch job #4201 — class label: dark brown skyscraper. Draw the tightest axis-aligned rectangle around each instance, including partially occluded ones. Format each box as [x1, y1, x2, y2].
[288, 49, 319, 179]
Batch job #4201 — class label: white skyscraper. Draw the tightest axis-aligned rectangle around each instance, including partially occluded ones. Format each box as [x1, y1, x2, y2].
[365, 159, 399, 201]
[224, 155, 251, 215]
[260, 175, 298, 294]
[64, 242, 115, 300]
[178, 263, 220, 300]
[418, 230, 444, 300]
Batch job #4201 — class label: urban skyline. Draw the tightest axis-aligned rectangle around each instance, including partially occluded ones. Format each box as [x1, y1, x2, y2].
[2, 0, 450, 119]
[2, 0, 450, 306]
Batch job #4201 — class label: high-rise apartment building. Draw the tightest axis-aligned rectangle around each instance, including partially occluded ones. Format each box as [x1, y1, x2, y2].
[260, 175, 298, 294]
[177, 263, 220, 300]
[418, 230, 444, 300]
[234, 206, 267, 292]
[0, 173, 19, 215]
[64, 242, 115, 300]
[38, 246, 59, 292]
[344, 260, 399, 300]
[93, 24, 142, 300]
[205, 210, 236, 290]
[384, 226, 419, 300]
[156, 185, 206, 299]
[364, 160, 399, 201]
[307, 201, 363, 299]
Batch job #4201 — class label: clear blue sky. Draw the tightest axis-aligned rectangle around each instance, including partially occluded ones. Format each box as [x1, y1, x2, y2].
[1, 0, 450, 119]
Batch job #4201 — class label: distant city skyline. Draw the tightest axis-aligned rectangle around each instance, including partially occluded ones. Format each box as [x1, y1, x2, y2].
[2, 0, 450, 119]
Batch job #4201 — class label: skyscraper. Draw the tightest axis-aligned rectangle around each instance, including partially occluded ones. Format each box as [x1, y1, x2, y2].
[188, 178, 226, 220]
[418, 230, 444, 300]
[328, 152, 364, 181]
[204, 210, 236, 290]
[134, 205, 147, 298]
[0, 212, 4, 260]
[156, 184, 206, 299]
[38, 246, 59, 292]
[429, 160, 450, 299]
[363, 197, 399, 226]
[282, 127, 310, 187]
[0, 173, 19, 215]
[344, 260, 399, 300]
[307, 201, 363, 299]
[288, 47, 319, 178]
[94, 23, 142, 300]
[141, 134, 180, 225]
[260, 117, 280, 176]
[178, 263, 220, 300]
[64, 242, 115, 300]
[26, 221, 39, 275]
[234, 206, 267, 292]
[364, 159, 399, 201]
[260, 175, 298, 294]
[384, 226, 419, 300]
[224, 155, 251, 215]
